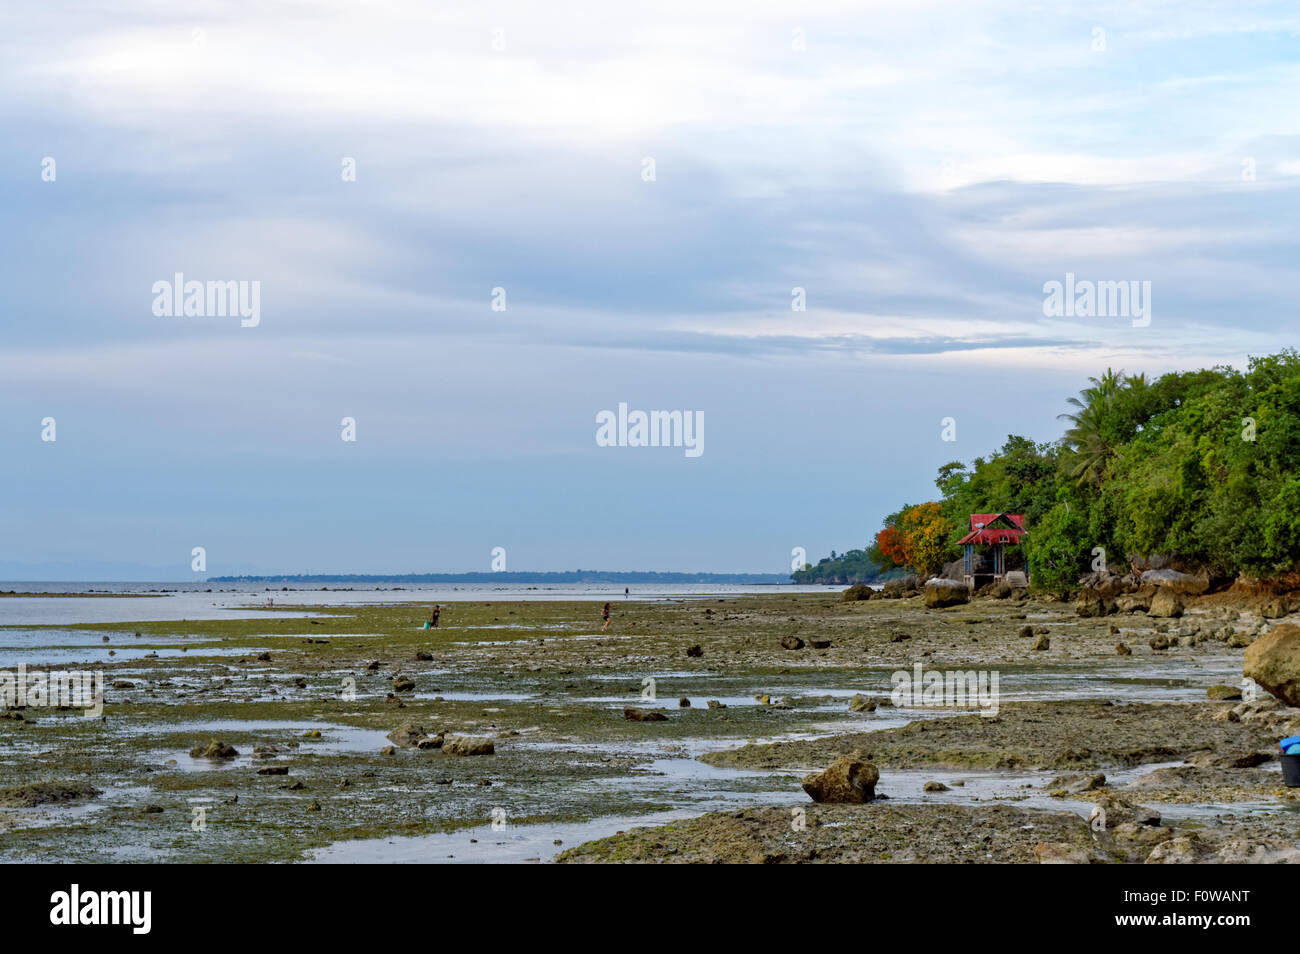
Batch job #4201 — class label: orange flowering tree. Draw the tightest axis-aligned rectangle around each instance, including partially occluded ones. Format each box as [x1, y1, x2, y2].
[874, 502, 956, 578]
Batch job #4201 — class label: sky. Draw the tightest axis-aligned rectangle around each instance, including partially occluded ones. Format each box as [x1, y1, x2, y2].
[2, 0, 1299, 579]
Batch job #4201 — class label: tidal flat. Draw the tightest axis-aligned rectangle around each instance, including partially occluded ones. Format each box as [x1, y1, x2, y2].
[1, 593, 1296, 863]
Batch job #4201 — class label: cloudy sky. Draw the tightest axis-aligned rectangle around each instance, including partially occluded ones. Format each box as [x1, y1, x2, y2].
[2, 0, 1298, 579]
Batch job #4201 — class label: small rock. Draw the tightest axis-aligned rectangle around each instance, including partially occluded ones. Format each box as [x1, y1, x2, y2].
[392, 675, 416, 693]
[1031, 633, 1050, 651]
[923, 781, 949, 792]
[780, 636, 805, 650]
[189, 739, 239, 760]
[802, 757, 879, 803]
[623, 707, 668, 722]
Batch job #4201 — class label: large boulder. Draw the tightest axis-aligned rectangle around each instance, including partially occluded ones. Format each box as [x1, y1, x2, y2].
[840, 584, 873, 602]
[1116, 593, 1151, 613]
[386, 723, 436, 748]
[1077, 571, 1128, 599]
[1141, 569, 1209, 596]
[923, 579, 969, 608]
[1075, 591, 1116, 617]
[442, 735, 495, 756]
[801, 757, 879, 803]
[1243, 623, 1300, 707]
[1147, 589, 1184, 618]
[880, 576, 920, 598]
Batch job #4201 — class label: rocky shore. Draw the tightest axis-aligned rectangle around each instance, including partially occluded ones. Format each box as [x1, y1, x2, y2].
[1, 585, 1298, 863]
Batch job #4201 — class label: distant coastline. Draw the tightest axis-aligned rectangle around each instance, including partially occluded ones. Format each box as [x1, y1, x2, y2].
[206, 570, 791, 584]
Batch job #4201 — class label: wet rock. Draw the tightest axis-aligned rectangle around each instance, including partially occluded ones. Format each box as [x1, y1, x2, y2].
[706, 699, 726, 709]
[1116, 594, 1151, 613]
[442, 735, 495, 756]
[189, 739, 239, 760]
[1147, 589, 1184, 618]
[1116, 642, 1132, 655]
[841, 584, 873, 602]
[416, 736, 445, 750]
[848, 693, 877, 713]
[392, 675, 416, 693]
[1243, 623, 1300, 707]
[386, 723, 432, 748]
[1187, 749, 1271, 769]
[1149, 632, 1173, 651]
[1228, 631, 1254, 648]
[380, 745, 396, 756]
[302, 729, 322, 738]
[365, 660, 381, 671]
[685, 644, 703, 657]
[256, 765, 289, 775]
[306, 800, 321, 812]
[623, 707, 668, 722]
[256, 652, 271, 661]
[1206, 684, 1242, 701]
[801, 757, 879, 803]
[1031, 633, 1050, 651]
[1075, 592, 1116, 617]
[923, 579, 969, 608]
[0, 780, 100, 808]
[1091, 791, 1160, 828]
[1017, 625, 1035, 639]
[678, 697, 691, 708]
[1259, 597, 1289, 619]
[415, 651, 434, 661]
[923, 781, 949, 792]
[780, 636, 805, 650]
[1047, 772, 1107, 794]
[809, 638, 832, 649]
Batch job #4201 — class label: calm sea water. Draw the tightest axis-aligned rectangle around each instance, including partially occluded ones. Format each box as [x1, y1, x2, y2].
[0, 581, 843, 627]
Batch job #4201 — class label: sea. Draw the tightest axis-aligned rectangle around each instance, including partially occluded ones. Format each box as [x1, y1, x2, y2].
[0, 581, 846, 627]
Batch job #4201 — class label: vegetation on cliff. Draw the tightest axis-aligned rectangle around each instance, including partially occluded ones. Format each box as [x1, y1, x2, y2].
[797, 351, 1300, 590]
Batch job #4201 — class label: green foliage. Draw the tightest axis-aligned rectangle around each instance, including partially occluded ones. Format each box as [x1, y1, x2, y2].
[794, 350, 1300, 586]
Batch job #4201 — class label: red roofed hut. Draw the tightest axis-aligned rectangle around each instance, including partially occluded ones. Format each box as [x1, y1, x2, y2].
[958, 513, 1028, 591]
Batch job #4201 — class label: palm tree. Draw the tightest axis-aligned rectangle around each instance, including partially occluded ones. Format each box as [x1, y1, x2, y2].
[1058, 369, 1125, 486]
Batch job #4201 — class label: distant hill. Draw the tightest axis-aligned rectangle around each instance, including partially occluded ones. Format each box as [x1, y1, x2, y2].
[206, 570, 790, 584]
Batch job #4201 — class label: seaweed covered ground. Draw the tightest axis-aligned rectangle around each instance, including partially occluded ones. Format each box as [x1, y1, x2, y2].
[1, 592, 1296, 863]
